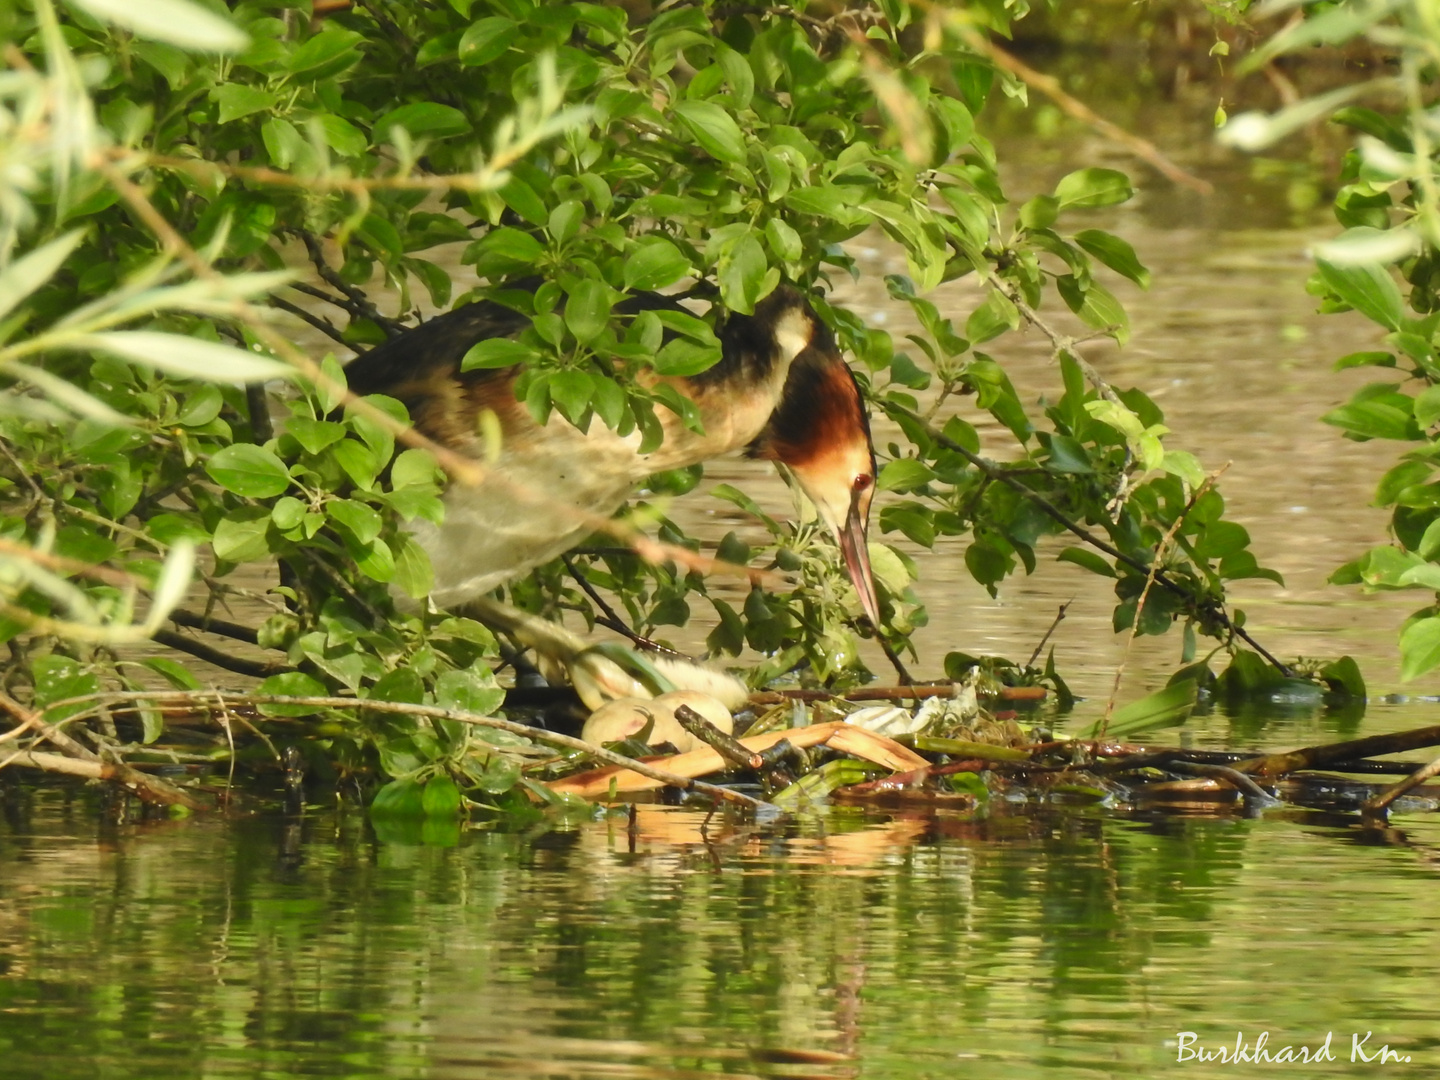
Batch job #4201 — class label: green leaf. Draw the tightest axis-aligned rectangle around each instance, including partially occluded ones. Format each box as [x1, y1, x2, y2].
[498, 177, 548, 227]
[673, 99, 746, 164]
[472, 227, 543, 271]
[211, 508, 272, 563]
[435, 668, 504, 714]
[421, 775, 462, 817]
[328, 499, 383, 545]
[550, 368, 595, 423]
[718, 233, 768, 314]
[1074, 229, 1151, 287]
[1057, 276, 1129, 344]
[374, 102, 471, 142]
[392, 534, 434, 600]
[257, 672, 329, 716]
[318, 113, 368, 157]
[288, 28, 363, 75]
[565, 278, 612, 344]
[965, 290, 1019, 344]
[623, 239, 692, 291]
[461, 337, 536, 371]
[1057, 547, 1115, 577]
[783, 185, 858, 219]
[1018, 195, 1057, 231]
[1054, 168, 1134, 210]
[1043, 434, 1093, 474]
[73, 0, 249, 52]
[653, 338, 721, 376]
[358, 213, 403, 258]
[332, 440, 380, 490]
[392, 448, 440, 489]
[1318, 655, 1367, 699]
[1317, 259, 1405, 331]
[210, 83, 277, 124]
[370, 778, 425, 816]
[764, 217, 803, 262]
[716, 44, 754, 107]
[1336, 355, 1393, 377]
[286, 417, 346, 454]
[142, 656, 202, 691]
[653, 309, 719, 345]
[132, 41, 190, 87]
[1195, 520, 1251, 560]
[271, 496, 305, 530]
[32, 656, 99, 723]
[876, 459, 934, 492]
[206, 444, 292, 498]
[0, 231, 85, 325]
[459, 16, 518, 65]
[1321, 398, 1419, 441]
[1075, 680, 1197, 739]
[1401, 616, 1440, 681]
[353, 536, 395, 582]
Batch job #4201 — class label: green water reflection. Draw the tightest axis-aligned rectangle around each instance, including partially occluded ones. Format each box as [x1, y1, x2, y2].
[3, 757, 1439, 1079]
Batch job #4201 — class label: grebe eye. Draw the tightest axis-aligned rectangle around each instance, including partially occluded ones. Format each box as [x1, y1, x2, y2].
[853, 475, 873, 492]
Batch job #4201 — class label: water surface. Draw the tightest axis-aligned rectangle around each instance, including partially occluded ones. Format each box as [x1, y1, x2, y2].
[2, 780, 1438, 1079]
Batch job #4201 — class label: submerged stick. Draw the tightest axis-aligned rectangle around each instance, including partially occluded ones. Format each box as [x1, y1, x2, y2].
[1239, 725, 1440, 777]
[1169, 761, 1277, 804]
[1362, 752, 1440, 817]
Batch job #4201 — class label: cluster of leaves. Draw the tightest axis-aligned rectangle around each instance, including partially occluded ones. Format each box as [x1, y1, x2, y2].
[1224, 1, 1440, 681]
[0, 0, 1301, 811]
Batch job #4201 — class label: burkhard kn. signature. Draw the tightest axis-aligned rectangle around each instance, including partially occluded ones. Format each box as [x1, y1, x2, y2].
[1171, 1031, 1412, 1065]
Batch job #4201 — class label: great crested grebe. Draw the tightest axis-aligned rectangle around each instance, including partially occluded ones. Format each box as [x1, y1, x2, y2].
[341, 284, 882, 631]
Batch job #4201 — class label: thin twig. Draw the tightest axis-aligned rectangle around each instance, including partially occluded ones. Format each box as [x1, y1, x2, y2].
[216, 690, 236, 798]
[288, 228, 405, 336]
[1026, 601, 1070, 669]
[563, 554, 653, 650]
[1239, 725, 1440, 778]
[875, 632, 915, 684]
[969, 36, 1213, 195]
[748, 683, 1046, 704]
[268, 294, 350, 347]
